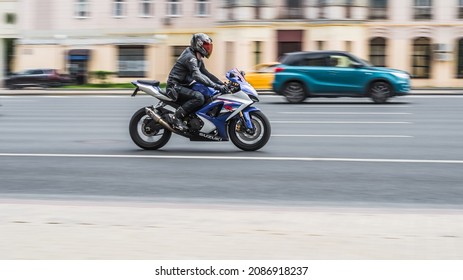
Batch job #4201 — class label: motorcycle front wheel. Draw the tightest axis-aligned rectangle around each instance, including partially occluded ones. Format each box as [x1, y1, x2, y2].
[228, 111, 271, 151]
[129, 107, 172, 150]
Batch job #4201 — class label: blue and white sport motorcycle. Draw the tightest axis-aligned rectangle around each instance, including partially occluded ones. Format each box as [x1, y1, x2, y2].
[129, 68, 271, 151]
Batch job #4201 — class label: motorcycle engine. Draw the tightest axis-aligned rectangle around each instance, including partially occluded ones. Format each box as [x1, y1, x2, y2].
[188, 116, 203, 131]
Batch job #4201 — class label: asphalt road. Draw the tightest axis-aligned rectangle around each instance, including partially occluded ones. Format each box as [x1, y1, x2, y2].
[1, 94, 462, 208]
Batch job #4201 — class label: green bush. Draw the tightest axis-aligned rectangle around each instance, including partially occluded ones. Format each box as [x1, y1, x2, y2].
[89, 71, 116, 84]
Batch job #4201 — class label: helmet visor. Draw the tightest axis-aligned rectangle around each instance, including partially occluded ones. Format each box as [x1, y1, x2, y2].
[203, 42, 213, 57]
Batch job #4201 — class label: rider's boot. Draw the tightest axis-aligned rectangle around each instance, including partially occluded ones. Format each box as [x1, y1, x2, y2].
[170, 107, 188, 131]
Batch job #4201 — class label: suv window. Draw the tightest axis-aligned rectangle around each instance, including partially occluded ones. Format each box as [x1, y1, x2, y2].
[301, 57, 327, 66]
[327, 55, 355, 67]
[281, 52, 329, 67]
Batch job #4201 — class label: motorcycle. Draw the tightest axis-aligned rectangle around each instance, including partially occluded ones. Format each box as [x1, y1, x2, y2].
[129, 68, 271, 151]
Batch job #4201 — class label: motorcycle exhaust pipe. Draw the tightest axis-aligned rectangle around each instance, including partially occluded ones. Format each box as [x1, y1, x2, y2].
[145, 107, 176, 133]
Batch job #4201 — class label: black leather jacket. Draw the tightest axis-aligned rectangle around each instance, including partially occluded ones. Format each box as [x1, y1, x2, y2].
[167, 47, 223, 88]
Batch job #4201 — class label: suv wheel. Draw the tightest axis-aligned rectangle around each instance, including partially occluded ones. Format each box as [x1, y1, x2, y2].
[369, 81, 391, 104]
[283, 81, 306, 103]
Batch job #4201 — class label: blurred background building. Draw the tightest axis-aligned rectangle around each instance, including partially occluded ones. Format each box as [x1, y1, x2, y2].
[2, 0, 463, 87]
[0, 0, 18, 84]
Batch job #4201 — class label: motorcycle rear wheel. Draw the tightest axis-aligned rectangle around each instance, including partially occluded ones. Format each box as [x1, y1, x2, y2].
[228, 111, 271, 151]
[129, 108, 171, 150]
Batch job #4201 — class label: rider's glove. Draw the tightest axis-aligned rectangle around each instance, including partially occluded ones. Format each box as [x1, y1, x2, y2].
[215, 84, 230, 95]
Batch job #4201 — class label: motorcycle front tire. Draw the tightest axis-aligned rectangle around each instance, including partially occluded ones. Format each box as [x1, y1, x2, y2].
[228, 111, 271, 151]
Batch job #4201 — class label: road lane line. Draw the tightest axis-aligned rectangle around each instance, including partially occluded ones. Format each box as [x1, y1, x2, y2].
[271, 121, 412, 124]
[273, 134, 413, 138]
[279, 112, 412, 115]
[0, 153, 462, 164]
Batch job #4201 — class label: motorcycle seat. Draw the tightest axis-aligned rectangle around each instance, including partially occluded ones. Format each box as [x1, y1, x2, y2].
[137, 80, 160, 86]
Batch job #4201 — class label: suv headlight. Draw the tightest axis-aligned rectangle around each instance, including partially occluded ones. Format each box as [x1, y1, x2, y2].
[391, 72, 410, 79]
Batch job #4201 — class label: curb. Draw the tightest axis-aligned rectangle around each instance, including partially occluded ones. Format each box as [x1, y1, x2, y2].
[1, 88, 463, 96]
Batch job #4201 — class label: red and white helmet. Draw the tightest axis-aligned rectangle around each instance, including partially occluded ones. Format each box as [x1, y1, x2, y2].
[191, 33, 213, 58]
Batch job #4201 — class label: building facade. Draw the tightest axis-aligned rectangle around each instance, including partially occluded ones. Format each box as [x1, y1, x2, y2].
[0, 0, 19, 85]
[7, 0, 463, 87]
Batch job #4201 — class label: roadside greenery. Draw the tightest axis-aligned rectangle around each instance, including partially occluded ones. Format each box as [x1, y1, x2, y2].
[62, 82, 167, 89]
[62, 83, 136, 89]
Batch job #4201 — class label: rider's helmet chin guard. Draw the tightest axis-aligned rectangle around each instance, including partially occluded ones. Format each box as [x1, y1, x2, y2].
[191, 33, 213, 58]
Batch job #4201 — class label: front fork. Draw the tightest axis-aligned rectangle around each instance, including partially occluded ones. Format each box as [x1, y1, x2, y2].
[238, 107, 259, 134]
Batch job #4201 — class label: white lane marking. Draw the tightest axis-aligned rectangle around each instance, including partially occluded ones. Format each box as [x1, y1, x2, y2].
[273, 134, 413, 138]
[271, 121, 412, 124]
[1, 153, 461, 164]
[279, 112, 412, 115]
[296, 105, 412, 108]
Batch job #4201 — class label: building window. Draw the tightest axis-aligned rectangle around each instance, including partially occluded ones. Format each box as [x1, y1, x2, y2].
[286, 0, 303, 19]
[74, 0, 90, 18]
[118, 46, 146, 77]
[195, 0, 210, 16]
[5, 13, 16, 24]
[167, 0, 182, 16]
[225, 0, 236, 7]
[140, 0, 154, 17]
[254, 41, 262, 65]
[457, 39, 463, 78]
[412, 37, 431, 79]
[369, 37, 387, 67]
[345, 0, 353, 19]
[113, 0, 127, 17]
[254, 0, 263, 19]
[458, 0, 463, 19]
[318, 0, 326, 19]
[369, 0, 388, 20]
[414, 0, 432, 20]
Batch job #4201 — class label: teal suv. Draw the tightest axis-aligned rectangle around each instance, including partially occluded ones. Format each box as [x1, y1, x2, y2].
[272, 51, 410, 103]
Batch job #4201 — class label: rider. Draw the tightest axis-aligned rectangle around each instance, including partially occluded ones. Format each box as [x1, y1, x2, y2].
[166, 33, 229, 131]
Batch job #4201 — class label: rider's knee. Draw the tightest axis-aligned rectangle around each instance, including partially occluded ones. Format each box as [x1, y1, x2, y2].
[194, 91, 205, 105]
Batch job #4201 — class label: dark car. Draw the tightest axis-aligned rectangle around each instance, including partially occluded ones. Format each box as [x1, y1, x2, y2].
[4, 68, 73, 89]
[272, 51, 410, 103]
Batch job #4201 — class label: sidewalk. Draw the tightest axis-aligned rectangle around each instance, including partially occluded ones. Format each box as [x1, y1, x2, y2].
[1, 199, 462, 259]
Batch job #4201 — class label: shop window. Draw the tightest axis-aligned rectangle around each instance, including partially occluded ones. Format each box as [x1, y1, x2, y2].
[277, 30, 303, 58]
[118, 46, 146, 77]
[369, 37, 387, 67]
[172, 46, 188, 66]
[457, 39, 463, 78]
[254, 41, 263, 65]
[412, 37, 431, 79]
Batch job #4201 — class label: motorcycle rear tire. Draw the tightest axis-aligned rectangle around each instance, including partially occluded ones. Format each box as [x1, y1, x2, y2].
[129, 107, 172, 150]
